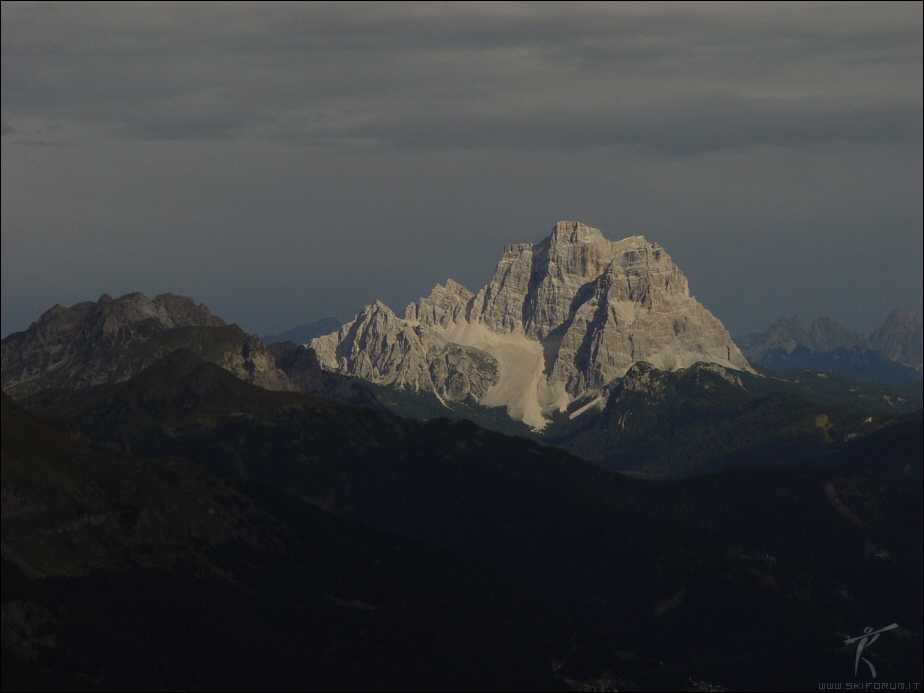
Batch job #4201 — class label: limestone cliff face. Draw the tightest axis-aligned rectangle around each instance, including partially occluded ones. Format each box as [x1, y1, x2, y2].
[1, 292, 291, 398]
[313, 222, 750, 429]
[315, 301, 433, 391]
[512, 227, 745, 394]
[312, 299, 498, 405]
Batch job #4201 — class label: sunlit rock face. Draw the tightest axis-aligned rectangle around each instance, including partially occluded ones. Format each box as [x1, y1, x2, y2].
[313, 221, 750, 429]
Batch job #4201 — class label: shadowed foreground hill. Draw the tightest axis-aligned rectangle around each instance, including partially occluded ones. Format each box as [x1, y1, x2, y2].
[1, 392, 566, 691]
[824, 411, 923, 497]
[540, 361, 922, 478]
[20, 351, 924, 691]
[370, 358, 923, 478]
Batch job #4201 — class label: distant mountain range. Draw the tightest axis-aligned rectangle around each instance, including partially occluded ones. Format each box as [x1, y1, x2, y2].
[737, 311, 923, 385]
[2, 222, 922, 689]
[2, 255, 921, 480]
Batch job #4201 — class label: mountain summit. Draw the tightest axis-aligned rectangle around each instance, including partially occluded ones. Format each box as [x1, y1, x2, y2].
[313, 221, 750, 428]
[0, 292, 290, 397]
[736, 310, 923, 384]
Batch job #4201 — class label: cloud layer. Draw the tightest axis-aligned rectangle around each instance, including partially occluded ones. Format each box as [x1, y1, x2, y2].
[2, 2, 921, 337]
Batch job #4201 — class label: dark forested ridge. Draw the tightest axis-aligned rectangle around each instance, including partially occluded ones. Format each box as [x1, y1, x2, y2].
[2, 392, 566, 691]
[5, 352, 921, 690]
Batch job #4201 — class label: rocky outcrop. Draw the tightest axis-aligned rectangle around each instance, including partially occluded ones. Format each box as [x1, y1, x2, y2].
[869, 309, 923, 371]
[313, 221, 751, 429]
[1, 292, 291, 398]
[735, 317, 808, 361]
[808, 317, 869, 354]
[312, 300, 498, 406]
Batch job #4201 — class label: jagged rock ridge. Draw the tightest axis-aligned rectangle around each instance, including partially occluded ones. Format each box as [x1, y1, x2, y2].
[869, 309, 923, 371]
[0, 292, 291, 398]
[2, 292, 384, 407]
[736, 316, 869, 362]
[313, 221, 750, 429]
[737, 310, 923, 384]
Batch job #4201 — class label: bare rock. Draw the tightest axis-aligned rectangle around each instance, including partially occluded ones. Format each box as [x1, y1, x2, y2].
[870, 309, 924, 370]
[1, 292, 290, 398]
[312, 221, 751, 429]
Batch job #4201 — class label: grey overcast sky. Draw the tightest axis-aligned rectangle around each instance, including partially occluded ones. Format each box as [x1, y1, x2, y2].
[2, 2, 921, 339]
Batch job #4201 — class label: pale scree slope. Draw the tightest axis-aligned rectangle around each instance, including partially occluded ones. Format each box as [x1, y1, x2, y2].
[312, 222, 751, 429]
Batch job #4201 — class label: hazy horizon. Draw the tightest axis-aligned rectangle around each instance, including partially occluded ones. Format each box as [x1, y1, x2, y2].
[3, 3, 922, 339]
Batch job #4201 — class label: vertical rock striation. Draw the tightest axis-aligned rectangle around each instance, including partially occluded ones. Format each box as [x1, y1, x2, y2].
[313, 221, 750, 429]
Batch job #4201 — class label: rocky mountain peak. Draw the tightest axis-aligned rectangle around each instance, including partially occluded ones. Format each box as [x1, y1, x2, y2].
[549, 220, 607, 245]
[0, 292, 285, 398]
[407, 280, 474, 327]
[870, 309, 924, 370]
[808, 316, 868, 352]
[471, 223, 661, 341]
[736, 310, 923, 384]
[152, 292, 227, 328]
[19, 292, 226, 344]
[737, 315, 869, 362]
[313, 221, 750, 429]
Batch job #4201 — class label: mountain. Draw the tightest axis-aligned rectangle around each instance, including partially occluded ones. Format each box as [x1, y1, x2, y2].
[736, 315, 869, 361]
[262, 316, 341, 346]
[870, 308, 924, 371]
[738, 313, 923, 385]
[0, 292, 290, 398]
[1, 292, 380, 407]
[5, 290, 916, 481]
[18, 353, 923, 690]
[313, 221, 750, 429]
